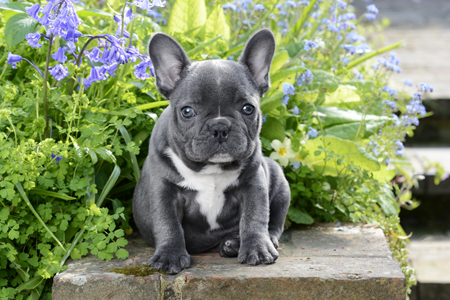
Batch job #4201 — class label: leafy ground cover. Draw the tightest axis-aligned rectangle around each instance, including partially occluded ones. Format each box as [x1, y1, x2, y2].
[0, 0, 443, 298]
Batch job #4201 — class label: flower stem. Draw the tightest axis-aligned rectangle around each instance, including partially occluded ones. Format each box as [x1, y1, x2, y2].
[43, 33, 54, 139]
[68, 36, 98, 95]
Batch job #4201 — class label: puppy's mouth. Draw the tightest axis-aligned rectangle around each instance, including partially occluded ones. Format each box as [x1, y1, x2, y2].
[208, 147, 234, 163]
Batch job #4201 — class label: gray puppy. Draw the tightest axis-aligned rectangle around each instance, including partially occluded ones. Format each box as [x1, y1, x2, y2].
[133, 29, 290, 275]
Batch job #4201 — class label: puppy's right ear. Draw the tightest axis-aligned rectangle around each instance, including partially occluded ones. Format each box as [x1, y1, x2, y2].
[148, 33, 191, 99]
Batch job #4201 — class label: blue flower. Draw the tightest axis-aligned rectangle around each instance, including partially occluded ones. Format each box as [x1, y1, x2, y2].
[133, 0, 166, 11]
[304, 40, 318, 51]
[86, 47, 103, 63]
[385, 158, 390, 166]
[49, 64, 69, 81]
[297, 69, 314, 86]
[77, 77, 92, 91]
[395, 140, 404, 150]
[64, 29, 83, 43]
[290, 162, 301, 171]
[282, 82, 295, 95]
[419, 82, 434, 93]
[254, 3, 265, 11]
[279, 10, 287, 16]
[353, 69, 363, 80]
[7, 53, 22, 69]
[107, 63, 119, 77]
[52, 47, 67, 64]
[87, 66, 105, 82]
[227, 56, 234, 60]
[403, 79, 414, 86]
[383, 100, 396, 110]
[383, 86, 398, 96]
[355, 43, 371, 53]
[281, 95, 289, 105]
[346, 32, 366, 43]
[25, 3, 41, 20]
[26, 33, 42, 49]
[292, 106, 300, 115]
[51, 153, 64, 164]
[365, 13, 376, 20]
[366, 4, 379, 14]
[342, 57, 350, 65]
[134, 59, 154, 80]
[412, 117, 419, 126]
[338, 13, 356, 21]
[275, 3, 284, 9]
[342, 44, 355, 54]
[285, 1, 296, 8]
[262, 114, 267, 123]
[337, 0, 347, 10]
[307, 127, 317, 138]
[394, 150, 404, 157]
[277, 21, 288, 28]
[222, 3, 237, 10]
[298, 0, 309, 5]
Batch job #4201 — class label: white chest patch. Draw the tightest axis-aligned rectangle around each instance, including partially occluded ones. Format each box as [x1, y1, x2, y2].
[165, 148, 240, 230]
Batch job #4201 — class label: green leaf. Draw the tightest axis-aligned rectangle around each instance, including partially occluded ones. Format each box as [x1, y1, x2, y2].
[324, 85, 361, 107]
[115, 248, 129, 260]
[323, 120, 384, 141]
[304, 136, 380, 176]
[75, 8, 112, 18]
[260, 92, 283, 113]
[116, 238, 128, 247]
[198, 5, 230, 51]
[260, 117, 285, 141]
[0, 2, 27, 13]
[376, 185, 400, 216]
[15, 276, 44, 293]
[285, 0, 318, 43]
[5, 13, 38, 49]
[373, 166, 396, 183]
[288, 207, 314, 224]
[270, 51, 290, 75]
[95, 147, 116, 164]
[119, 126, 140, 182]
[311, 70, 340, 93]
[167, 0, 206, 36]
[135, 101, 169, 111]
[318, 107, 390, 127]
[29, 188, 76, 200]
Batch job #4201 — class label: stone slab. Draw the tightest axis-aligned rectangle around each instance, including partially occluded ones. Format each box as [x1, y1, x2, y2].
[53, 223, 405, 300]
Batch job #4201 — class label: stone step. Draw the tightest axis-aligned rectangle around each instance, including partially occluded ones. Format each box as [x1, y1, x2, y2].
[52, 223, 405, 300]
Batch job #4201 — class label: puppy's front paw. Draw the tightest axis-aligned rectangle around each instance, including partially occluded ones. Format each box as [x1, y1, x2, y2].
[148, 249, 191, 275]
[238, 235, 279, 265]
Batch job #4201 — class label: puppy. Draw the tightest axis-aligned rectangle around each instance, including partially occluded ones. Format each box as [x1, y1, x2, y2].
[133, 29, 290, 274]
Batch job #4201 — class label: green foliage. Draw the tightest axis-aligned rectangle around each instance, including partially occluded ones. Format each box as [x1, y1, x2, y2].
[0, 0, 431, 298]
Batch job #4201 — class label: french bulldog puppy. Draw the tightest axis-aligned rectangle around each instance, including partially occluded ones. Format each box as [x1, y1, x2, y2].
[133, 29, 290, 275]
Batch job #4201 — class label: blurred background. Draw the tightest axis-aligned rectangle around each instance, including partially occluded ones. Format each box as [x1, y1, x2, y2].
[354, 0, 450, 299]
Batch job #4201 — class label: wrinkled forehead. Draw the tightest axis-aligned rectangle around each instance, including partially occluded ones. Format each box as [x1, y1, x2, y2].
[179, 60, 259, 105]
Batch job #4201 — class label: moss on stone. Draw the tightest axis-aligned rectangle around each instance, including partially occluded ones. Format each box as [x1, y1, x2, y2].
[109, 265, 168, 276]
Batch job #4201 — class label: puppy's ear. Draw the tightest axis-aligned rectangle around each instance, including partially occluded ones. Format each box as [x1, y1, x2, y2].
[239, 29, 276, 96]
[148, 33, 191, 99]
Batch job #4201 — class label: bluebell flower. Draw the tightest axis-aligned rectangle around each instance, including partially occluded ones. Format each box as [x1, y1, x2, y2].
[403, 79, 414, 86]
[64, 29, 83, 43]
[342, 44, 356, 54]
[86, 47, 103, 63]
[25, 3, 41, 20]
[107, 63, 119, 77]
[292, 106, 300, 115]
[7, 53, 22, 69]
[307, 127, 318, 138]
[52, 47, 67, 64]
[87, 66, 104, 82]
[303, 40, 318, 51]
[49, 64, 69, 81]
[281, 95, 289, 105]
[285, 1, 296, 8]
[51, 153, 64, 164]
[366, 4, 379, 14]
[134, 59, 154, 80]
[282, 82, 295, 95]
[26, 33, 42, 49]
[77, 77, 92, 91]
[254, 3, 265, 11]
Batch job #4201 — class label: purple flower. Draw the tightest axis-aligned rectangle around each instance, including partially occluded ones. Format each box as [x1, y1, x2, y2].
[297, 69, 314, 86]
[86, 47, 103, 63]
[307, 127, 318, 138]
[78, 77, 92, 91]
[337, 0, 347, 10]
[52, 47, 67, 63]
[64, 29, 83, 43]
[7, 53, 22, 69]
[26, 33, 42, 49]
[403, 79, 414, 86]
[107, 63, 119, 77]
[304, 40, 318, 51]
[282, 82, 295, 95]
[51, 153, 64, 164]
[49, 64, 69, 81]
[366, 4, 379, 14]
[134, 59, 154, 79]
[25, 3, 41, 20]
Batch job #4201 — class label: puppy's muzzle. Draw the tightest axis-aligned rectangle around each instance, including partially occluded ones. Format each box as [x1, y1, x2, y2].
[210, 124, 230, 144]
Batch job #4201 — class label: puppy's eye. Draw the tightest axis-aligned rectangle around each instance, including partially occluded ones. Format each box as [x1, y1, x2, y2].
[181, 107, 195, 119]
[242, 104, 255, 116]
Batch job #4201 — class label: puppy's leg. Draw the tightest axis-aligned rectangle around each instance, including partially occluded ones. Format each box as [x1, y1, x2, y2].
[219, 232, 240, 257]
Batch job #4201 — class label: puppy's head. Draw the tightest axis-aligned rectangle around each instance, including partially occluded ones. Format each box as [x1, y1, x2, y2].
[148, 29, 275, 164]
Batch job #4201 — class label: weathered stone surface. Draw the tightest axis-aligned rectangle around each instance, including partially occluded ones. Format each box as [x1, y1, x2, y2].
[53, 223, 405, 300]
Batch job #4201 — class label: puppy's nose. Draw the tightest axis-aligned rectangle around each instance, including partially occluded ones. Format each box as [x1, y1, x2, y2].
[210, 124, 230, 143]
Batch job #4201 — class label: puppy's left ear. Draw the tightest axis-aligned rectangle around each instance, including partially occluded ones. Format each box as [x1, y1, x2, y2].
[239, 29, 276, 96]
